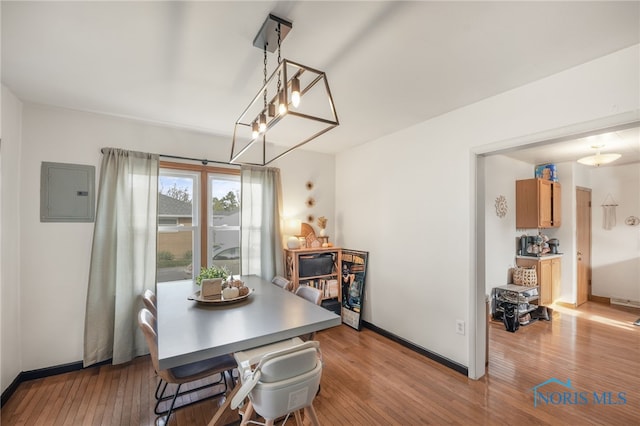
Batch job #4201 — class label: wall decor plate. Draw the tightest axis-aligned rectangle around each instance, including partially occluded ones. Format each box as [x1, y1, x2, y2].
[625, 216, 640, 226]
[495, 195, 508, 218]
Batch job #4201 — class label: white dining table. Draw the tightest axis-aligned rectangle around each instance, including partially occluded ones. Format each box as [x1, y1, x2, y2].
[156, 275, 341, 371]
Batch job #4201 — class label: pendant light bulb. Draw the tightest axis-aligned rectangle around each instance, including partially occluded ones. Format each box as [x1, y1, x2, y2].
[259, 112, 267, 133]
[278, 90, 287, 115]
[291, 77, 301, 108]
[251, 122, 259, 139]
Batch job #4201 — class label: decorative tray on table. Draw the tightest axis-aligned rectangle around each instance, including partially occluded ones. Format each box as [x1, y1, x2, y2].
[188, 288, 254, 305]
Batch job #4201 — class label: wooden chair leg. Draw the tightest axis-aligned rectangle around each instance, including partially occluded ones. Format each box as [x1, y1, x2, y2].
[239, 401, 254, 426]
[207, 383, 240, 426]
[304, 405, 320, 426]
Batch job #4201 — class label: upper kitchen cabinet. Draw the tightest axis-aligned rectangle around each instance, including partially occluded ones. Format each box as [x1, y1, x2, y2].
[516, 178, 561, 228]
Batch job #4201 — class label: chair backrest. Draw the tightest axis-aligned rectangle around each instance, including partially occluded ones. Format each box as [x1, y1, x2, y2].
[271, 275, 292, 291]
[295, 285, 322, 305]
[143, 289, 157, 316]
[138, 308, 160, 372]
[231, 341, 322, 420]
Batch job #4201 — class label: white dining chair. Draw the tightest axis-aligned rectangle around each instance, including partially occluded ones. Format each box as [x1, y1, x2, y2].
[295, 285, 322, 305]
[294, 286, 323, 342]
[271, 275, 293, 292]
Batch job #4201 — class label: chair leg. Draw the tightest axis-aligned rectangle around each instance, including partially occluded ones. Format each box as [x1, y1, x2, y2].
[304, 405, 320, 426]
[154, 381, 170, 415]
[155, 379, 166, 401]
[239, 401, 254, 426]
[162, 384, 181, 426]
[155, 372, 230, 415]
[294, 410, 304, 425]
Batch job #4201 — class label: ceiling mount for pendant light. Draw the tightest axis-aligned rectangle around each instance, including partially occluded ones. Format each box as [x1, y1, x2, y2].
[230, 14, 339, 166]
[577, 144, 622, 167]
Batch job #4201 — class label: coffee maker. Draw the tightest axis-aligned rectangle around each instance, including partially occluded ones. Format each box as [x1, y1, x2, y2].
[548, 238, 560, 254]
[519, 235, 528, 255]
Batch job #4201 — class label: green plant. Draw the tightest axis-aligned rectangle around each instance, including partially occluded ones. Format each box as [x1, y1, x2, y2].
[195, 265, 230, 285]
[158, 251, 175, 261]
[184, 250, 193, 261]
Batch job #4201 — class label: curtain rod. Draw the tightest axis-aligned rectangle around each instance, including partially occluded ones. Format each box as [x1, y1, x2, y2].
[99, 148, 237, 167]
[159, 153, 237, 167]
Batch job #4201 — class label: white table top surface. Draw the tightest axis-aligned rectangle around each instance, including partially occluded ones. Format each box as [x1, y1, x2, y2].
[157, 275, 341, 370]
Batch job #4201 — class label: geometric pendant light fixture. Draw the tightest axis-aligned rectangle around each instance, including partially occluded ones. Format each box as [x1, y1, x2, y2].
[230, 14, 339, 166]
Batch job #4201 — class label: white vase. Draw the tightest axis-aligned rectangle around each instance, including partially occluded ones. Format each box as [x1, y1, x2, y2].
[287, 236, 300, 249]
[319, 228, 326, 237]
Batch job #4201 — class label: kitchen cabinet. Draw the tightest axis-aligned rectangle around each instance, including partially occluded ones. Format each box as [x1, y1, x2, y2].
[516, 178, 561, 228]
[284, 247, 341, 301]
[516, 255, 561, 305]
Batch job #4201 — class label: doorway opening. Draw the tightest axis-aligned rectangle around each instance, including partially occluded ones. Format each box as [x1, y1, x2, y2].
[473, 119, 640, 379]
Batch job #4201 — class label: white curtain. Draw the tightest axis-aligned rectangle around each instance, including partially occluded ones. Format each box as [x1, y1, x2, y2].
[84, 148, 159, 366]
[240, 166, 283, 280]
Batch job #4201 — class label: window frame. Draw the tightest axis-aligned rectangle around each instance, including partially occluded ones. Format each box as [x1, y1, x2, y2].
[159, 161, 240, 275]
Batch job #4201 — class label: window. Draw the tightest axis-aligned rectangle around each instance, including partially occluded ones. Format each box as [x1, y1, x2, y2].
[157, 162, 240, 283]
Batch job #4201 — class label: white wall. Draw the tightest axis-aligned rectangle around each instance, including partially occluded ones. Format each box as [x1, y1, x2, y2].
[483, 154, 532, 294]
[590, 163, 640, 301]
[4, 44, 639, 384]
[1, 86, 23, 394]
[335, 44, 639, 376]
[16, 103, 334, 372]
[275, 152, 335, 239]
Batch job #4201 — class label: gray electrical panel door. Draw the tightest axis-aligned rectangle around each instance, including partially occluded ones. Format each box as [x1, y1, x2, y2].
[41, 162, 95, 222]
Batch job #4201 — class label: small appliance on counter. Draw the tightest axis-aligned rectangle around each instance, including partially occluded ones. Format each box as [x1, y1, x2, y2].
[518, 233, 559, 256]
[519, 235, 528, 256]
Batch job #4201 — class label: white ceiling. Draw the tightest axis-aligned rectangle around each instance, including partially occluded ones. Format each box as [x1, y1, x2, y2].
[2, 1, 640, 161]
[494, 125, 640, 167]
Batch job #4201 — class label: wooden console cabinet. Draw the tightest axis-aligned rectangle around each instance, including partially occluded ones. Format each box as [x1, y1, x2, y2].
[516, 178, 561, 228]
[284, 247, 342, 301]
[516, 256, 561, 306]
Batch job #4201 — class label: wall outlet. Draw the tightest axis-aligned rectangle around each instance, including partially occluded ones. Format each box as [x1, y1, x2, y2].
[456, 320, 465, 335]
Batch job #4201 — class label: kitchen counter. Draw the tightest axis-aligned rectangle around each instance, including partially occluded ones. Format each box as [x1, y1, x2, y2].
[516, 253, 563, 259]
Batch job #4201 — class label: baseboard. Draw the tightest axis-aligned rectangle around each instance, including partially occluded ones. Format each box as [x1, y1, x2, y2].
[589, 295, 610, 304]
[20, 360, 87, 382]
[1, 359, 111, 408]
[555, 301, 577, 309]
[1, 374, 22, 407]
[361, 321, 468, 376]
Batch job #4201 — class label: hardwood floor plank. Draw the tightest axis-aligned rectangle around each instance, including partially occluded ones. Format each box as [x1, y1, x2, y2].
[1, 302, 638, 425]
[51, 371, 81, 425]
[33, 380, 66, 424]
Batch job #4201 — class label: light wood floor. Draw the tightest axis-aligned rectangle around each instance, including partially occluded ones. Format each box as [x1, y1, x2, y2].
[2, 302, 639, 425]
